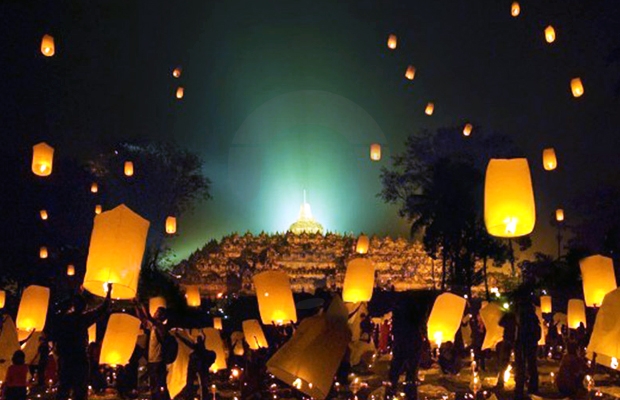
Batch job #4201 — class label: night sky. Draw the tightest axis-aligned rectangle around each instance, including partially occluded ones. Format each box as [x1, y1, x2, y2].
[3, 1, 620, 263]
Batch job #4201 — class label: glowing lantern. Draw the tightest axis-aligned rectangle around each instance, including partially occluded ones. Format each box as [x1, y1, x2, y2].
[511, 2, 520, 17]
[39, 246, 48, 259]
[536, 306, 547, 345]
[545, 26, 556, 43]
[165, 216, 177, 234]
[91, 182, 98, 193]
[484, 158, 536, 238]
[555, 209, 564, 222]
[580, 255, 617, 307]
[39, 210, 48, 220]
[355, 234, 370, 254]
[425, 102, 434, 116]
[83, 204, 150, 300]
[16, 285, 50, 340]
[463, 123, 473, 137]
[254, 271, 297, 325]
[32, 142, 54, 177]
[95, 205, 102, 215]
[124, 161, 134, 177]
[427, 293, 466, 347]
[370, 144, 381, 161]
[172, 67, 182, 78]
[387, 34, 397, 50]
[202, 328, 227, 372]
[213, 317, 223, 330]
[405, 65, 416, 80]
[542, 148, 557, 171]
[149, 297, 167, 317]
[243, 319, 269, 349]
[231, 331, 245, 356]
[571, 78, 584, 98]
[480, 302, 505, 350]
[185, 285, 201, 307]
[541, 295, 552, 314]
[40, 34, 55, 57]
[176, 87, 184, 99]
[342, 258, 375, 303]
[67, 264, 75, 276]
[567, 299, 587, 329]
[0, 316, 19, 380]
[0, 290, 5, 308]
[88, 324, 97, 343]
[99, 313, 141, 366]
[587, 288, 620, 369]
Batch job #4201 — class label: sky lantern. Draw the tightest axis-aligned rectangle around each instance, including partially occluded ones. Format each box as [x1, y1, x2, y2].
[203, 328, 227, 372]
[91, 182, 99, 193]
[544, 25, 556, 43]
[213, 317, 223, 330]
[387, 34, 397, 50]
[580, 255, 617, 307]
[567, 299, 587, 329]
[16, 285, 50, 341]
[39, 210, 48, 221]
[355, 234, 370, 254]
[243, 319, 269, 349]
[342, 258, 375, 303]
[176, 87, 184, 99]
[40, 34, 55, 57]
[370, 144, 381, 161]
[463, 123, 473, 137]
[425, 102, 435, 116]
[542, 148, 557, 171]
[185, 285, 201, 307]
[31, 142, 54, 177]
[571, 77, 584, 98]
[480, 302, 505, 350]
[83, 204, 150, 300]
[511, 2, 520, 17]
[172, 67, 182, 78]
[254, 271, 297, 325]
[88, 324, 97, 344]
[124, 161, 134, 177]
[67, 264, 75, 276]
[405, 65, 416, 80]
[149, 296, 167, 317]
[427, 293, 466, 347]
[541, 295, 552, 314]
[484, 158, 536, 238]
[100, 313, 141, 366]
[587, 288, 620, 369]
[536, 307, 547, 346]
[39, 246, 48, 259]
[165, 216, 177, 234]
[0, 290, 5, 308]
[95, 205, 102, 215]
[231, 331, 245, 356]
[555, 209, 564, 222]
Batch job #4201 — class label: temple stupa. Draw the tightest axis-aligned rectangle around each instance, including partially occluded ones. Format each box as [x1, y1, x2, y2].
[289, 191, 324, 235]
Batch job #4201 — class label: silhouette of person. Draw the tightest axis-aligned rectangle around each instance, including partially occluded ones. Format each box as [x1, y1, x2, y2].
[514, 290, 541, 399]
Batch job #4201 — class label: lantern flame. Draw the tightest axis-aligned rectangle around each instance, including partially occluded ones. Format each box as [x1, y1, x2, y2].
[503, 217, 518, 235]
[612, 357, 619, 370]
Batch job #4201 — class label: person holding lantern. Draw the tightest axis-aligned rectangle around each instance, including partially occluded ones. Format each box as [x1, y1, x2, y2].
[135, 304, 171, 400]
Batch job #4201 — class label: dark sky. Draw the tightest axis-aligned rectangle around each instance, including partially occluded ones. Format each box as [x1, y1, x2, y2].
[3, 0, 620, 262]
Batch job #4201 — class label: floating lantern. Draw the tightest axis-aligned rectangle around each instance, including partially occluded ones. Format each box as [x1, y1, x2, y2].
[243, 319, 269, 349]
[149, 296, 167, 317]
[480, 302, 505, 350]
[511, 2, 520, 17]
[567, 299, 587, 329]
[176, 87, 184, 99]
[165, 216, 177, 234]
[31, 142, 54, 177]
[213, 317, 223, 330]
[545, 26, 556, 43]
[541, 295, 552, 313]
[124, 161, 134, 177]
[580, 255, 617, 307]
[39, 246, 48, 259]
[427, 293, 467, 347]
[88, 324, 97, 343]
[83, 204, 150, 300]
[587, 288, 620, 368]
[405, 65, 416, 80]
[484, 158, 536, 238]
[231, 331, 245, 356]
[172, 67, 182, 78]
[100, 313, 141, 366]
[536, 306, 547, 345]
[555, 209, 564, 222]
[185, 285, 201, 307]
[91, 182, 98, 193]
[39, 210, 48, 221]
[0, 290, 5, 308]
[67, 264, 75, 276]
[370, 144, 381, 161]
[542, 148, 557, 171]
[425, 102, 434, 116]
[571, 78, 584, 98]
[95, 205, 102, 215]
[254, 271, 297, 325]
[203, 328, 227, 372]
[342, 258, 375, 303]
[16, 285, 50, 340]
[387, 34, 397, 50]
[40, 34, 55, 57]
[463, 123, 473, 137]
[355, 234, 370, 254]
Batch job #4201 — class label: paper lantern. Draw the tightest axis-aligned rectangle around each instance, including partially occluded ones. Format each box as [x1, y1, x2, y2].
[203, 328, 227, 372]
[32, 142, 54, 177]
[95, 205, 102, 215]
[387, 34, 397, 50]
[0, 316, 19, 381]
[243, 319, 269, 349]
[165, 216, 177, 234]
[254, 271, 297, 325]
[580, 255, 617, 307]
[83, 204, 150, 300]
[555, 209, 564, 222]
[176, 87, 184, 99]
[427, 293, 467, 347]
[100, 313, 141, 366]
[16, 285, 50, 340]
[172, 67, 182, 78]
[544, 26, 556, 43]
[425, 102, 434, 116]
[571, 78, 584, 98]
[231, 331, 245, 356]
[369, 144, 381, 161]
[587, 288, 620, 368]
[124, 161, 134, 177]
[541, 295, 552, 313]
[342, 258, 375, 303]
[213, 317, 223, 330]
[167, 329, 193, 398]
[480, 302, 505, 351]
[40, 34, 55, 57]
[67, 264, 75, 276]
[542, 148, 557, 171]
[567, 299, 587, 329]
[267, 296, 351, 399]
[511, 2, 520, 17]
[88, 324, 97, 343]
[39, 246, 48, 259]
[39, 210, 48, 221]
[405, 65, 416, 80]
[484, 158, 536, 238]
[186, 285, 201, 307]
[463, 123, 473, 137]
[0, 290, 5, 308]
[91, 182, 98, 193]
[149, 296, 167, 317]
[536, 307, 547, 346]
[355, 234, 370, 254]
